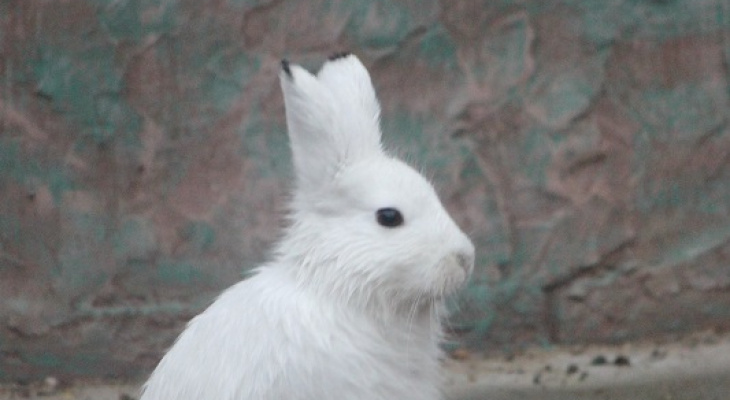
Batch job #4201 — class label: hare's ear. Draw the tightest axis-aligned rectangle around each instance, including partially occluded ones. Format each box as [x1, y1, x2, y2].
[316, 53, 383, 158]
[280, 56, 384, 192]
[280, 60, 343, 190]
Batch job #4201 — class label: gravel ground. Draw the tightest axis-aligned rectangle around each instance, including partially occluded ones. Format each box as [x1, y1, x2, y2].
[446, 331, 730, 400]
[1, 332, 728, 400]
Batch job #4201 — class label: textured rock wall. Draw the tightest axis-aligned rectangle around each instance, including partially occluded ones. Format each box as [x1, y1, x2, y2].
[1, 0, 729, 381]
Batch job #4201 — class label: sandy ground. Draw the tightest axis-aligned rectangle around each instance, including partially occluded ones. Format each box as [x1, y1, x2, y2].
[2, 332, 729, 400]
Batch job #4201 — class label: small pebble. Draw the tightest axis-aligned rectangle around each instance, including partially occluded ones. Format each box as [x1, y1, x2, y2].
[450, 348, 471, 360]
[651, 348, 667, 360]
[591, 355, 608, 365]
[566, 364, 579, 375]
[614, 355, 631, 366]
[44, 376, 58, 389]
[38, 376, 59, 395]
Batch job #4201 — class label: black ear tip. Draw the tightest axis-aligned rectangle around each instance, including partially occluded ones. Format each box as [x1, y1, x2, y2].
[328, 51, 352, 61]
[281, 59, 292, 77]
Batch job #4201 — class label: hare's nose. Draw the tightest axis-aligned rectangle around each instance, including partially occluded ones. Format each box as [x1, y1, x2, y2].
[456, 251, 474, 275]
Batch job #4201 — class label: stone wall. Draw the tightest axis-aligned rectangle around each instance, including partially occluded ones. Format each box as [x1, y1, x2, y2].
[1, 0, 729, 381]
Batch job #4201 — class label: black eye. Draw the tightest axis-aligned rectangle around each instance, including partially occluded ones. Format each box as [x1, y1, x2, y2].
[376, 208, 404, 228]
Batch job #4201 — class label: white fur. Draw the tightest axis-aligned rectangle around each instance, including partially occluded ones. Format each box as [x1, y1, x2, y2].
[140, 54, 475, 400]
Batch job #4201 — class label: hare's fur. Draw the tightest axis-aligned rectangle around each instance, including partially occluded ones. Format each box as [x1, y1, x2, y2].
[141, 54, 474, 400]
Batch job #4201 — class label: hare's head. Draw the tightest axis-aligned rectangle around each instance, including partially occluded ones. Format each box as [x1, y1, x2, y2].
[277, 54, 474, 312]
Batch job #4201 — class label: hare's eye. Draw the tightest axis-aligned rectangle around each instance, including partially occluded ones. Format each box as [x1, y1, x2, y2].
[376, 208, 404, 228]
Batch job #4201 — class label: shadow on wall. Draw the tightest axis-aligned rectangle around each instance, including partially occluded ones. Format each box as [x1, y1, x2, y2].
[0, 0, 729, 381]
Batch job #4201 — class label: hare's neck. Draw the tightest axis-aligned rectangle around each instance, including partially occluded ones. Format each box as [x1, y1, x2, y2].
[272, 228, 444, 327]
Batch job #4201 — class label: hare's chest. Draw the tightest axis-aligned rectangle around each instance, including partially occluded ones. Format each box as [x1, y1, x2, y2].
[223, 270, 445, 400]
[282, 309, 444, 400]
[287, 339, 443, 400]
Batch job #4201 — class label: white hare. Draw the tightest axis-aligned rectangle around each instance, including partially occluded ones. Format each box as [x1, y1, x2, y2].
[140, 53, 474, 400]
